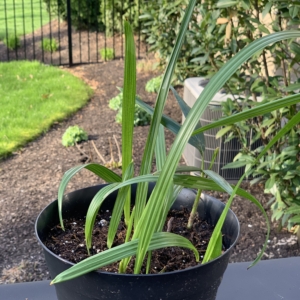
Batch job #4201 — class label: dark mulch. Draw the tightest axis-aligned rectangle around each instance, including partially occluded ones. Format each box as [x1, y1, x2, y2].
[0, 28, 299, 284]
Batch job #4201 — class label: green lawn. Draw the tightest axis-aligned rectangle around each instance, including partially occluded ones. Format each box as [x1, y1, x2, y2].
[0, 0, 51, 40]
[0, 61, 93, 158]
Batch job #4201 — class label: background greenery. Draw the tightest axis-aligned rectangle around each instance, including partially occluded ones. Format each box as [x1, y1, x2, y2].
[62, 125, 88, 147]
[0, 61, 92, 158]
[43, 0, 141, 34]
[41, 37, 59, 52]
[109, 91, 151, 126]
[101, 0, 140, 36]
[44, 0, 104, 31]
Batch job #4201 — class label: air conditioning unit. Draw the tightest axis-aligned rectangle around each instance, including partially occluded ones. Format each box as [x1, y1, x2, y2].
[182, 77, 261, 182]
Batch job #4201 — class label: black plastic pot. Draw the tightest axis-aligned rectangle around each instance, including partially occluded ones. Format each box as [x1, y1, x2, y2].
[35, 183, 240, 300]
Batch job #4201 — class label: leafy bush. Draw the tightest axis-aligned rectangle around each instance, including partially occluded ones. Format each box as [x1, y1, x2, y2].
[109, 91, 151, 126]
[44, 0, 143, 35]
[220, 94, 300, 231]
[212, 0, 300, 230]
[101, 0, 140, 36]
[41, 38, 59, 52]
[140, 0, 198, 82]
[145, 75, 162, 93]
[43, 0, 64, 16]
[140, 0, 244, 81]
[99, 47, 114, 60]
[62, 126, 88, 147]
[3, 35, 20, 50]
[43, 0, 104, 31]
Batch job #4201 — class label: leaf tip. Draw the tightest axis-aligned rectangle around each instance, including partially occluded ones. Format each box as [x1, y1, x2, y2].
[247, 261, 255, 270]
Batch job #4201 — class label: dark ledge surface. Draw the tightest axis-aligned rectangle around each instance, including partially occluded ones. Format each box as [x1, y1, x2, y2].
[1, 257, 299, 300]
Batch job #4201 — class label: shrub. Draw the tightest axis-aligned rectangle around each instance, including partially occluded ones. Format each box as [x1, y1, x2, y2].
[101, 0, 140, 36]
[211, 0, 300, 229]
[62, 126, 88, 147]
[99, 47, 114, 60]
[220, 93, 300, 231]
[145, 75, 163, 93]
[43, 0, 64, 16]
[109, 91, 151, 126]
[41, 38, 59, 52]
[43, 0, 104, 31]
[140, 0, 196, 82]
[3, 35, 20, 50]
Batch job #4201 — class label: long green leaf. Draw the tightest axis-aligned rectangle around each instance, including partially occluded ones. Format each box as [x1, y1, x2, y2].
[203, 173, 244, 263]
[84, 182, 119, 250]
[193, 93, 300, 136]
[134, 0, 198, 227]
[170, 85, 205, 154]
[198, 170, 269, 268]
[201, 170, 238, 262]
[155, 125, 167, 171]
[153, 165, 203, 175]
[209, 147, 220, 171]
[222, 160, 248, 169]
[58, 164, 121, 230]
[203, 170, 233, 194]
[173, 174, 263, 205]
[107, 162, 134, 248]
[209, 231, 223, 260]
[122, 21, 136, 223]
[51, 232, 199, 284]
[169, 86, 191, 117]
[67, 172, 260, 206]
[174, 166, 203, 173]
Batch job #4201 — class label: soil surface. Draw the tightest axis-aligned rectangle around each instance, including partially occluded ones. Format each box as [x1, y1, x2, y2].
[45, 208, 215, 274]
[0, 24, 299, 284]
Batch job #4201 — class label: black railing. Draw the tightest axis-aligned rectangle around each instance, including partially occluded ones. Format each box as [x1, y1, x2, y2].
[0, 0, 145, 66]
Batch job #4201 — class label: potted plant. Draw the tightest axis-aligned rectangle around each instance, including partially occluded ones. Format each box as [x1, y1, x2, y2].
[35, 1, 300, 299]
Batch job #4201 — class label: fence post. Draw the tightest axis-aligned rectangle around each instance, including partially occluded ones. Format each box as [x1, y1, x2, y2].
[67, 0, 73, 66]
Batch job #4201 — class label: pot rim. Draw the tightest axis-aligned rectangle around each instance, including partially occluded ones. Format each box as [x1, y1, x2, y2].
[35, 184, 240, 278]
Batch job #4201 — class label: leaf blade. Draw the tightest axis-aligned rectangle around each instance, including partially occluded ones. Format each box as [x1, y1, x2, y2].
[51, 232, 199, 284]
[58, 164, 121, 230]
[122, 21, 136, 223]
[193, 93, 300, 136]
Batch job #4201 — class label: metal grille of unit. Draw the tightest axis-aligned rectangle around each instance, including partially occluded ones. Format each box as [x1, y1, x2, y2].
[182, 78, 260, 182]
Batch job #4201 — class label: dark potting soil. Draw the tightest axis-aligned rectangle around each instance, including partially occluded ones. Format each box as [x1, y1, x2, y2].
[45, 208, 216, 274]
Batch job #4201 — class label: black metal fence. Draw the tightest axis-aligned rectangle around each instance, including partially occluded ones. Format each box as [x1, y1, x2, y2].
[0, 0, 146, 66]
